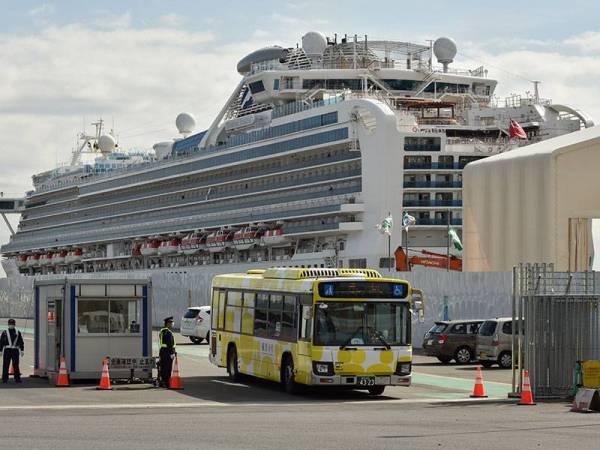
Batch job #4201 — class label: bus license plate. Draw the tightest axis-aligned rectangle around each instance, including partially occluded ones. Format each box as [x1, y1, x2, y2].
[357, 377, 376, 386]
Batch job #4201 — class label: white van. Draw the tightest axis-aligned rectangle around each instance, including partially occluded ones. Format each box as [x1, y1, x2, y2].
[180, 306, 211, 344]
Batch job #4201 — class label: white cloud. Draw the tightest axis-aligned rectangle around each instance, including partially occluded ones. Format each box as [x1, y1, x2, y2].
[564, 31, 600, 53]
[158, 13, 186, 28]
[29, 3, 54, 17]
[93, 11, 133, 29]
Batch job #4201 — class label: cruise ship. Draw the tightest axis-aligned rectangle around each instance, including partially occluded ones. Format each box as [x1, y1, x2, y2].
[0, 31, 594, 278]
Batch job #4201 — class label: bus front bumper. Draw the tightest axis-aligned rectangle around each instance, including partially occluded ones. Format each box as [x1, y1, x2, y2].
[311, 374, 411, 387]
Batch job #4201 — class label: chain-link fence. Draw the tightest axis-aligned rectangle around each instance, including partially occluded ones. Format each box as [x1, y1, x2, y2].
[513, 263, 600, 399]
[0, 276, 34, 318]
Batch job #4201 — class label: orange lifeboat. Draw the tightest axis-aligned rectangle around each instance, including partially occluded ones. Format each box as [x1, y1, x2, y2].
[140, 239, 160, 256]
[158, 238, 181, 255]
[206, 229, 233, 253]
[39, 251, 53, 266]
[16, 254, 28, 268]
[65, 248, 83, 264]
[52, 249, 68, 265]
[261, 228, 289, 246]
[233, 226, 262, 251]
[26, 254, 40, 267]
[180, 232, 206, 255]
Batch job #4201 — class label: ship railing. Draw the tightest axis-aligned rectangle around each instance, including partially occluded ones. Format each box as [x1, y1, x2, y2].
[24, 167, 362, 224]
[12, 189, 360, 244]
[7, 193, 359, 251]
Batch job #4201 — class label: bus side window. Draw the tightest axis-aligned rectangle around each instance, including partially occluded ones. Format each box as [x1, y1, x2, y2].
[254, 293, 269, 337]
[217, 290, 227, 330]
[241, 292, 255, 334]
[269, 294, 283, 338]
[300, 305, 313, 341]
[211, 289, 219, 330]
[282, 295, 297, 341]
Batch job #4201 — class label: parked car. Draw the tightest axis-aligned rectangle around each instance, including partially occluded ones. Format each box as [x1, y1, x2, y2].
[422, 320, 484, 364]
[476, 317, 516, 368]
[180, 306, 211, 344]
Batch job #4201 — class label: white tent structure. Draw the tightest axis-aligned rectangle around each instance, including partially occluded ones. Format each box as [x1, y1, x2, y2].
[463, 126, 600, 272]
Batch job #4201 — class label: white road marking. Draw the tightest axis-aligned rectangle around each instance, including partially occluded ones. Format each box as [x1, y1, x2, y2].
[414, 370, 512, 387]
[0, 396, 512, 412]
[211, 379, 249, 388]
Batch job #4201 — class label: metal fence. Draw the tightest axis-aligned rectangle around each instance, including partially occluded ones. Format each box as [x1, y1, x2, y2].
[512, 263, 600, 399]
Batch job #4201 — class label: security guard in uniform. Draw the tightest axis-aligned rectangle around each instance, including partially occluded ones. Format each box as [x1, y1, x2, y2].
[158, 317, 176, 387]
[1, 319, 24, 384]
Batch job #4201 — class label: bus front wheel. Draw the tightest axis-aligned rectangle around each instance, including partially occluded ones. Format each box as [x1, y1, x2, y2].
[281, 355, 299, 395]
[227, 346, 240, 382]
[367, 385, 386, 396]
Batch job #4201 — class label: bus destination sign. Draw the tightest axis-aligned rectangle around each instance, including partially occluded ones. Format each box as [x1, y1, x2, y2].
[318, 281, 408, 299]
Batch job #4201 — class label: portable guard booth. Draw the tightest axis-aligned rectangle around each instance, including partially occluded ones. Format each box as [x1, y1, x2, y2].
[33, 278, 152, 380]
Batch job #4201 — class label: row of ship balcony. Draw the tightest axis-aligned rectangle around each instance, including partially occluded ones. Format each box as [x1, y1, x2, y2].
[23, 163, 362, 225]
[403, 181, 462, 189]
[402, 200, 462, 207]
[5, 194, 363, 252]
[411, 218, 462, 226]
[403, 162, 471, 170]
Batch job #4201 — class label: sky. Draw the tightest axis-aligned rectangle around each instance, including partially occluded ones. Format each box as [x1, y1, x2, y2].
[1, 0, 600, 275]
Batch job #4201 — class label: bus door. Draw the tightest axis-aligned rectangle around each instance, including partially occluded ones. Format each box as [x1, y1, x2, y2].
[297, 296, 313, 382]
[211, 289, 227, 365]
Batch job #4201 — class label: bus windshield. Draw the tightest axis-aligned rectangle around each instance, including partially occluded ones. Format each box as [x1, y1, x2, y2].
[314, 301, 410, 347]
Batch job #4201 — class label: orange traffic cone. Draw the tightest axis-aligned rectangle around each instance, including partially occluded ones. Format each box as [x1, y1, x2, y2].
[55, 356, 70, 387]
[97, 358, 112, 390]
[518, 370, 536, 405]
[8, 361, 14, 376]
[470, 365, 488, 398]
[168, 355, 183, 390]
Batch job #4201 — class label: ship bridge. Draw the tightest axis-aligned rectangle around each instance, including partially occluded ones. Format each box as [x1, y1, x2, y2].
[0, 195, 25, 236]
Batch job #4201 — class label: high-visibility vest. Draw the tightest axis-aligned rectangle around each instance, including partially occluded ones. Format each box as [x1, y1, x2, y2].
[159, 328, 176, 349]
[3, 329, 21, 349]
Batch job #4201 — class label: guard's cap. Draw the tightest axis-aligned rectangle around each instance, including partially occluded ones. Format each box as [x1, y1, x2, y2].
[7, 318, 16, 325]
[164, 316, 174, 325]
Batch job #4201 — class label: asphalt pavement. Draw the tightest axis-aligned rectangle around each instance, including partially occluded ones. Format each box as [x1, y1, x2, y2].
[1, 320, 598, 449]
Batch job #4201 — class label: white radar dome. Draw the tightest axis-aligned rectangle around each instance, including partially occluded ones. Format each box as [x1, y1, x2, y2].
[302, 31, 327, 56]
[98, 134, 116, 155]
[433, 37, 457, 64]
[175, 113, 196, 136]
[153, 141, 174, 160]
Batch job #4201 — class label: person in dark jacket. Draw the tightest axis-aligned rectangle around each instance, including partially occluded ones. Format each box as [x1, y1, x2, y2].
[158, 317, 176, 387]
[1, 318, 24, 384]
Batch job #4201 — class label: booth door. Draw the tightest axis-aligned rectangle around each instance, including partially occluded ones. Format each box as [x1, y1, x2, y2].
[46, 298, 62, 372]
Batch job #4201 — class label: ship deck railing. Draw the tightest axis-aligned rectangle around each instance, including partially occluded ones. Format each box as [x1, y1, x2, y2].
[6, 192, 360, 251]
[24, 166, 362, 224]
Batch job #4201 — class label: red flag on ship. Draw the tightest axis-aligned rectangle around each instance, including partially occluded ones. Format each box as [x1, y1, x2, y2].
[509, 119, 527, 139]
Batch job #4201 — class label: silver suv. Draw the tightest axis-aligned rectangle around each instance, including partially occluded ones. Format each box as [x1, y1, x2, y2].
[476, 317, 515, 369]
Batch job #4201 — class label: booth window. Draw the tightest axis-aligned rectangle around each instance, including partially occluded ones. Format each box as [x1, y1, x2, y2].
[77, 298, 142, 335]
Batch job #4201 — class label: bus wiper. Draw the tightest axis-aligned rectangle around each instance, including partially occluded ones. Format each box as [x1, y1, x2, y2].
[369, 327, 391, 350]
[340, 326, 363, 350]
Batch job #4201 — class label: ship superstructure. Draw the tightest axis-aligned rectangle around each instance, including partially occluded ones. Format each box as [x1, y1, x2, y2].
[1, 32, 593, 276]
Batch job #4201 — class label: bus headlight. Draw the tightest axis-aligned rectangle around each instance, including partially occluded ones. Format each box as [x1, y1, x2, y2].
[395, 362, 411, 375]
[312, 361, 334, 376]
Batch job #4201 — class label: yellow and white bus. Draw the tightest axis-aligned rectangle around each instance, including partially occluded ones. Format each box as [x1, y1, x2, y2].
[209, 267, 423, 395]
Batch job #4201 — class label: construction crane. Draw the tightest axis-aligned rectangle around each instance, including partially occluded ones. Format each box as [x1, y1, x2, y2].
[394, 246, 462, 271]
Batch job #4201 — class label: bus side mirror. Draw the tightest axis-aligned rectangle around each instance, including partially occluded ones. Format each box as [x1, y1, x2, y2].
[411, 289, 425, 324]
